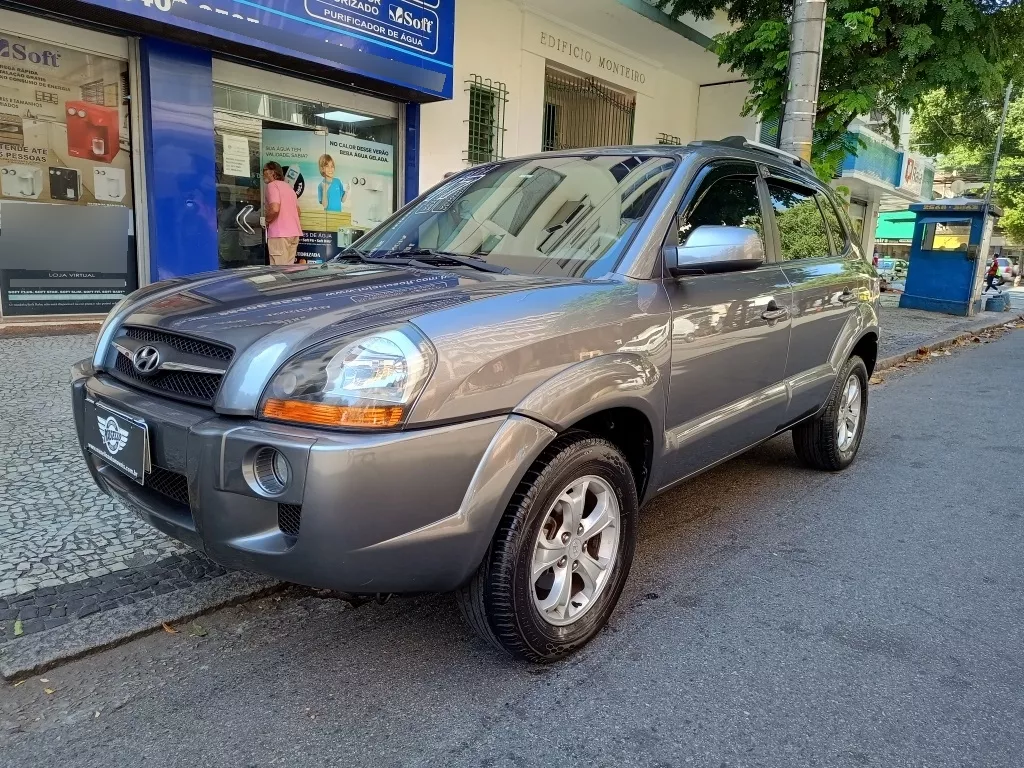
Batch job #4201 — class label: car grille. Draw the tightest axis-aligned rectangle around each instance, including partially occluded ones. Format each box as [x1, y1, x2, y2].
[123, 326, 233, 361]
[147, 467, 190, 507]
[109, 327, 233, 406]
[114, 352, 223, 403]
[278, 504, 302, 537]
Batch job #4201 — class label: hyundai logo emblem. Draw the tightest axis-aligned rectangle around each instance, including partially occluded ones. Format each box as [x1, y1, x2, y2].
[132, 345, 161, 375]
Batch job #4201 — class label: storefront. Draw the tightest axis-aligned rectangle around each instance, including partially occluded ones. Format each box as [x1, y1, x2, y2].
[0, 0, 454, 319]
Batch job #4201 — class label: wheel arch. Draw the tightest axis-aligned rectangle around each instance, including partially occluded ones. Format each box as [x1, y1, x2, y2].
[512, 354, 665, 502]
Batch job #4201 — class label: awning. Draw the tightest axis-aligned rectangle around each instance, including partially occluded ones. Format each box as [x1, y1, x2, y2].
[875, 211, 916, 241]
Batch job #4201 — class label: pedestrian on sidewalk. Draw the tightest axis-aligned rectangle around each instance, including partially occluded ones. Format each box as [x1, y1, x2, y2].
[262, 162, 303, 266]
[984, 257, 1002, 293]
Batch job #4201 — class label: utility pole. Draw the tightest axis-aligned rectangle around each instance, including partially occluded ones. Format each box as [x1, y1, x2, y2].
[974, 80, 1013, 309]
[778, 0, 827, 163]
[983, 80, 1013, 215]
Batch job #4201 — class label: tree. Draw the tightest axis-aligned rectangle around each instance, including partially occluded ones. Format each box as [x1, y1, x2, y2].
[650, 0, 1024, 178]
[912, 89, 1024, 243]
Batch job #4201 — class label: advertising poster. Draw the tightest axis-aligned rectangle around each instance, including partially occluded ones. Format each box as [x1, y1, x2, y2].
[0, 33, 135, 315]
[0, 33, 133, 208]
[262, 128, 394, 262]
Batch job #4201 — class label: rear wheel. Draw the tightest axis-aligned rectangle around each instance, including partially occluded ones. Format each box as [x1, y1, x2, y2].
[792, 355, 868, 471]
[456, 433, 637, 663]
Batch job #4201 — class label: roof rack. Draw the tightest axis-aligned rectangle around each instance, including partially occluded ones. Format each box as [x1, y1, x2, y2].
[690, 136, 814, 173]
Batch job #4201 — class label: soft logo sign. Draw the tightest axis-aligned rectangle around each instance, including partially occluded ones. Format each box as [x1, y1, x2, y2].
[0, 38, 62, 67]
[97, 415, 129, 455]
[389, 5, 435, 33]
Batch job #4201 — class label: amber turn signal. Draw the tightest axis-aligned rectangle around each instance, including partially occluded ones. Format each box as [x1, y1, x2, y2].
[262, 399, 404, 428]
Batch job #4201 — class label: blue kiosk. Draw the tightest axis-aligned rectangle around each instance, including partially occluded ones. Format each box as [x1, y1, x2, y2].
[899, 198, 1002, 316]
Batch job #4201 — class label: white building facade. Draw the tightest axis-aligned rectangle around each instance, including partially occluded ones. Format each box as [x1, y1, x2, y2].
[418, 0, 755, 190]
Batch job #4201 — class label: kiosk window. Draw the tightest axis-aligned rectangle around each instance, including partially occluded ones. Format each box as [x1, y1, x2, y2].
[922, 220, 971, 251]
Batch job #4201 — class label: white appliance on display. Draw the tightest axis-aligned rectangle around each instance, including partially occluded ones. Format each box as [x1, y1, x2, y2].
[367, 178, 386, 223]
[93, 166, 126, 202]
[1, 165, 44, 199]
[21, 118, 51, 150]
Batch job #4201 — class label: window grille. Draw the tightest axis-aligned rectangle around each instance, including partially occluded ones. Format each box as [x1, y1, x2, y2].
[465, 75, 508, 165]
[657, 133, 681, 145]
[542, 69, 635, 151]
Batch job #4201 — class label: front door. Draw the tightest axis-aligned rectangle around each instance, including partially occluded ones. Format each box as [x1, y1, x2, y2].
[661, 161, 792, 486]
[214, 112, 265, 269]
[212, 85, 400, 270]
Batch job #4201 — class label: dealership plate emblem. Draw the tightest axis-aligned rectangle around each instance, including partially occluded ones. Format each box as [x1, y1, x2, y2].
[97, 415, 129, 455]
[133, 345, 161, 375]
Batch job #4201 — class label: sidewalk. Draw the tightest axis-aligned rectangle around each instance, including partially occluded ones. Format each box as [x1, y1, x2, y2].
[877, 292, 1012, 361]
[0, 303, 1019, 678]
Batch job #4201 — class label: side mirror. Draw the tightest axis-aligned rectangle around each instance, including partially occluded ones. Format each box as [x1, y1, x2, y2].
[665, 225, 765, 276]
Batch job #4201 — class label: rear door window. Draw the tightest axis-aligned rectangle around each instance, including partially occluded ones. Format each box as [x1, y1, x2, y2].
[766, 181, 831, 260]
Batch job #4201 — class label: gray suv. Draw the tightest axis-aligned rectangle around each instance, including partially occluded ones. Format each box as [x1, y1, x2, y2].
[72, 140, 878, 662]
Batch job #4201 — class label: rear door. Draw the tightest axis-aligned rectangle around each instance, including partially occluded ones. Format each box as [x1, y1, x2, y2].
[765, 173, 872, 420]
[660, 160, 793, 485]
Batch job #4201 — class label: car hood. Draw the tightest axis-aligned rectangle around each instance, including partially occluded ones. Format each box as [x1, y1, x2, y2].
[121, 263, 579, 350]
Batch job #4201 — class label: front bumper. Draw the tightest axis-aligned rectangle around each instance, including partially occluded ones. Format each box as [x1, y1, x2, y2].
[71, 361, 554, 593]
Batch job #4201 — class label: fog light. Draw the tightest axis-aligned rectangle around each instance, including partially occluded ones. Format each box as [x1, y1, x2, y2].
[251, 446, 290, 496]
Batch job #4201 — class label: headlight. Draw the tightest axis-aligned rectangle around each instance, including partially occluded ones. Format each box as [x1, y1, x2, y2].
[261, 325, 435, 429]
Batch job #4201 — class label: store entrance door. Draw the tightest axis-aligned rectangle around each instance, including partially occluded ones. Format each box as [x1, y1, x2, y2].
[212, 82, 399, 270]
[214, 112, 265, 269]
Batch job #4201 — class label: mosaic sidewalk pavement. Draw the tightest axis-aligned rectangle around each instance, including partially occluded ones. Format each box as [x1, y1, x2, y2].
[0, 334, 216, 640]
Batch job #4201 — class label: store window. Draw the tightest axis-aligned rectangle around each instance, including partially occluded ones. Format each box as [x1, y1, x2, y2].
[0, 31, 136, 317]
[212, 84, 397, 268]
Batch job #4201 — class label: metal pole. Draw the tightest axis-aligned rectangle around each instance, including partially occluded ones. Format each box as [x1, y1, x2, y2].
[778, 0, 827, 163]
[984, 80, 1013, 213]
[974, 80, 1012, 310]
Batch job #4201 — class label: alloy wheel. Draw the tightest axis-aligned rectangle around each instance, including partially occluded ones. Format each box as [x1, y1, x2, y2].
[531, 475, 620, 627]
[837, 374, 862, 452]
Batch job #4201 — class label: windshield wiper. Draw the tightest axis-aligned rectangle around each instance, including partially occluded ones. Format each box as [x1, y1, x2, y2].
[395, 248, 510, 274]
[331, 247, 371, 263]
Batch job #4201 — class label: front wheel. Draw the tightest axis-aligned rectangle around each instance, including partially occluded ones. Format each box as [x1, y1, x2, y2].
[792, 355, 869, 471]
[456, 433, 638, 663]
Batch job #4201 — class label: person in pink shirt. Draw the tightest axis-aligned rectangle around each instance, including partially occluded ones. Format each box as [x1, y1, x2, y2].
[261, 162, 304, 265]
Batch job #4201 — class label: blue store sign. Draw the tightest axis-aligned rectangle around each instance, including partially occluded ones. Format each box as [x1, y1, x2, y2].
[76, 0, 455, 99]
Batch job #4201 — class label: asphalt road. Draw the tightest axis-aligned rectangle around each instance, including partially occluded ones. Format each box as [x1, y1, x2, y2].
[3, 329, 1023, 768]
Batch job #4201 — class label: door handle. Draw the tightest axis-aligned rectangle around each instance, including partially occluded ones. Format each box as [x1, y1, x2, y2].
[236, 204, 256, 235]
[838, 289, 858, 304]
[761, 301, 790, 323]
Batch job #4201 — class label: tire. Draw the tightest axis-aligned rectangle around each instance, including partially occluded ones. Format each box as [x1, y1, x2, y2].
[456, 432, 638, 663]
[792, 355, 869, 472]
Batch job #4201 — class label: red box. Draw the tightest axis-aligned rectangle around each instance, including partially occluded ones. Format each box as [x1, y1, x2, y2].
[66, 101, 120, 163]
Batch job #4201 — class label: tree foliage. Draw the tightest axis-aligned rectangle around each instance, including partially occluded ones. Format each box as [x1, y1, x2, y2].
[912, 89, 1024, 242]
[651, 0, 1024, 177]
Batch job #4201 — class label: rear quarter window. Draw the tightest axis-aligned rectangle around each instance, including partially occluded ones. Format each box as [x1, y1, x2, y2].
[816, 193, 849, 254]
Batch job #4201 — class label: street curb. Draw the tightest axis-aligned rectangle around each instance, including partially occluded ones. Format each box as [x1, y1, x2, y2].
[875, 315, 1023, 374]
[0, 571, 282, 681]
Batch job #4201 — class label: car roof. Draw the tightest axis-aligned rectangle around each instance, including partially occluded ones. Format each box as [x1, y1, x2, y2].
[499, 138, 818, 184]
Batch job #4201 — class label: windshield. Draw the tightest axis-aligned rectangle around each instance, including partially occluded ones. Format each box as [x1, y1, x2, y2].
[352, 155, 677, 278]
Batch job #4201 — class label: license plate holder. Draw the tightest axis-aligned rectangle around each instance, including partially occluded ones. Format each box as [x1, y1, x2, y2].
[85, 400, 151, 485]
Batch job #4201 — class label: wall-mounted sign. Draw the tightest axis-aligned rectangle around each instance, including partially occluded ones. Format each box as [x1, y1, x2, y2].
[899, 151, 928, 198]
[523, 14, 655, 96]
[75, 0, 455, 99]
